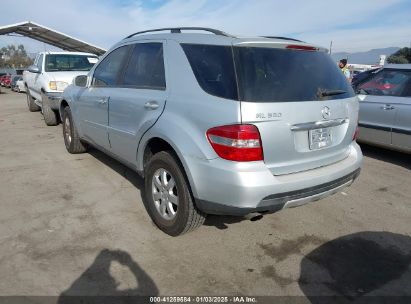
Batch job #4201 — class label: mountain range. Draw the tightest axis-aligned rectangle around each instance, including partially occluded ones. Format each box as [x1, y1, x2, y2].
[331, 47, 400, 65]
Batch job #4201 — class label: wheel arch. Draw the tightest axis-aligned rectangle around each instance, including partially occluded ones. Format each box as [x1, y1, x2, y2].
[139, 135, 200, 198]
[59, 99, 69, 121]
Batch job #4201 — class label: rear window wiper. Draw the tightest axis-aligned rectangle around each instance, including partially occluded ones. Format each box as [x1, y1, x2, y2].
[319, 89, 347, 97]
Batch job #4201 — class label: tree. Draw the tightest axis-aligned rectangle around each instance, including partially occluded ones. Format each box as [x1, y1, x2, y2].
[387, 47, 411, 64]
[387, 55, 409, 64]
[0, 44, 33, 68]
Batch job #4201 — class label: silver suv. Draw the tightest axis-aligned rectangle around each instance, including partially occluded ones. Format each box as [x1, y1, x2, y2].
[60, 28, 362, 236]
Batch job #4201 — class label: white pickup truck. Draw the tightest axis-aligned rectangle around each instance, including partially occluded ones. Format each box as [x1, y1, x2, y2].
[23, 51, 99, 125]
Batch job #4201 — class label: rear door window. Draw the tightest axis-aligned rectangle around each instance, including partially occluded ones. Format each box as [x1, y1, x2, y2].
[234, 47, 354, 102]
[121, 43, 166, 90]
[181, 44, 238, 100]
[93, 45, 130, 87]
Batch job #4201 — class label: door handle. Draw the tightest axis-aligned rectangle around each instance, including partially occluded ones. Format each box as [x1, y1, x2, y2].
[144, 100, 159, 110]
[381, 104, 395, 110]
[97, 97, 109, 104]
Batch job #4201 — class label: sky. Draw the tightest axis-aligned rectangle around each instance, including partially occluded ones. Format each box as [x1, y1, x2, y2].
[1, 0, 411, 55]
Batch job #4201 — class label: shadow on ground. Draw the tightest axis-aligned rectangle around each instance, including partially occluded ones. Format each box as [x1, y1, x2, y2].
[89, 149, 144, 190]
[360, 143, 411, 170]
[204, 213, 265, 230]
[299, 231, 411, 303]
[89, 148, 267, 231]
[58, 249, 158, 303]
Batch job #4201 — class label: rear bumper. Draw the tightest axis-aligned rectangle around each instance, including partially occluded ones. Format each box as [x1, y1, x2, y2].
[196, 168, 360, 215]
[190, 142, 362, 215]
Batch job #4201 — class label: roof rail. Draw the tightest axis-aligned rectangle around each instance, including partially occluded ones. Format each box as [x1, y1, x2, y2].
[125, 27, 233, 39]
[263, 36, 303, 42]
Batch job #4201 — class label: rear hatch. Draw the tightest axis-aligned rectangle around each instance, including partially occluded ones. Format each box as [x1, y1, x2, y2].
[233, 41, 357, 175]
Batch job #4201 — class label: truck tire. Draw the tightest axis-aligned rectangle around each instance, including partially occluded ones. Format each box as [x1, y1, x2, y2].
[42, 93, 58, 126]
[62, 106, 88, 154]
[144, 151, 206, 236]
[26, 89, 40, 112]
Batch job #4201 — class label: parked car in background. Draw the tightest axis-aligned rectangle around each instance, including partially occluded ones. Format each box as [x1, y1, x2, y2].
[11, 75, 23, 91]
[0, 74, 11, 87]
[2, 75, 11, 88]
[0, 73, 7, 84]
[15, 79, 26, 93]
[60, 27, 362, 236]
[356, 64, 411, 153]
[23, 51, 99, 126]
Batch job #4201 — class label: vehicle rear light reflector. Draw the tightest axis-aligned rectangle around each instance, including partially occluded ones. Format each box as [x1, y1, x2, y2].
[286, 44, 318, 51]
[206, 124, 263, 162]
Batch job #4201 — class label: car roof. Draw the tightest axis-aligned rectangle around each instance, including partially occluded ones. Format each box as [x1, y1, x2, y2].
[384, 64, 411, 70]
[123, 33, 316, 46]
[117, 27, 324, 50]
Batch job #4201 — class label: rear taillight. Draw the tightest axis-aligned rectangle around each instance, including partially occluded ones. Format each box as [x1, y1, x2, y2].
[206, 124, 263, 162]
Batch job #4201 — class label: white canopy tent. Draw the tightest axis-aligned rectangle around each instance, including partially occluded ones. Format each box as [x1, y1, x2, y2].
[0, 21, 106, 56]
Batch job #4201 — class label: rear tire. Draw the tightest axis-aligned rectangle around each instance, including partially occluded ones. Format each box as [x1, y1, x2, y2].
[144, 151, 206, 236]
[26, 89, 40, 112]
[42, 93, 58, 126]
[62, 107, 88, 154]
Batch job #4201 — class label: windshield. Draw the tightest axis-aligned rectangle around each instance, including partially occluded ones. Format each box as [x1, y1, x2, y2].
[234, 47, 355, 102]
[45, 54, 98, 72]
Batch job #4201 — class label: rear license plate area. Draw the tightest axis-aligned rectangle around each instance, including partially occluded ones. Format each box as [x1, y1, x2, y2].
[309, 128, 332, 150]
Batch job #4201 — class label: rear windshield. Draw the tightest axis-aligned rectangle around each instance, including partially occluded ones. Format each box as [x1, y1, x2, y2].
[234, 47, 354, 102]
[45, 54, 98, 72]
[182, 44, 354, 102]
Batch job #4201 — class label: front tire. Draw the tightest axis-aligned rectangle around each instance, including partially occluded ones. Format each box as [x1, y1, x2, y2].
[26, 89, 40, 112]
[62, 107, 88, 154]
[42, 93, 58, 126]
[144, 151, 206, 236]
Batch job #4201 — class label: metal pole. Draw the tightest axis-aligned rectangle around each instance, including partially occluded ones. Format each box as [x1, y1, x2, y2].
[329, 41, 333, 55]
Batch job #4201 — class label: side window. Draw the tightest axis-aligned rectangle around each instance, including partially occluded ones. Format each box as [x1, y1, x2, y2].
[122, 43, 166, 90]
[37, 54, 44, 71]
[181, 44, 238, 100]
[358, 69, 411, 97]
[93, 45, 130, 87]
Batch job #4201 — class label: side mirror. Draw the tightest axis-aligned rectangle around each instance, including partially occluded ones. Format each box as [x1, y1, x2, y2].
[74, 75, 88, 87]
[28, 65, 40, 73]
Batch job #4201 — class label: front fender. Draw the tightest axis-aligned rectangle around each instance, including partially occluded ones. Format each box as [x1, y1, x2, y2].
[60, 86, 84, 137]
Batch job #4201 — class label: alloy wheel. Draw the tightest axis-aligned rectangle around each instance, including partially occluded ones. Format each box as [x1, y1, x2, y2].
[151, 168, 179, 220]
